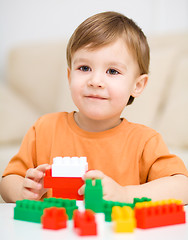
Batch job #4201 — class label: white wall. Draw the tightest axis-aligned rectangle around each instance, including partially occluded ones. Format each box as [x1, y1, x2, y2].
[0, 0, 188, 78]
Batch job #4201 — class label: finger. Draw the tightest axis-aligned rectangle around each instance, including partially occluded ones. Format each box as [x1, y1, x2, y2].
[22, 188, 40, 200]
[25, 168, 43, 181]
[83, 170, 105, 180]
[23, 177, 42, 191]
[78, 184, 85, 196]
[103, 195, 110, 201]
[36, 164, 51, 173]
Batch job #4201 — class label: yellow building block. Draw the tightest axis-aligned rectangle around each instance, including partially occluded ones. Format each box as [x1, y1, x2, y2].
[112, 206, 136, 233]
[135, 199, 182, 209]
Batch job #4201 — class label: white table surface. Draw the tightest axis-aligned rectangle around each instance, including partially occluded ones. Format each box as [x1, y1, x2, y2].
[0, 203, 187, 240]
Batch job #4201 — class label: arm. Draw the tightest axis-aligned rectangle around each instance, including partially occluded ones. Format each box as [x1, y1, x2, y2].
[78, 170, 188, 204]
[0, 164, 50, 203]
[124, 174, 188, 204]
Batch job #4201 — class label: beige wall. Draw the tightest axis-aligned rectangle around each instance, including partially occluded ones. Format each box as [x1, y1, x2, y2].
[1, 0, 188, 78]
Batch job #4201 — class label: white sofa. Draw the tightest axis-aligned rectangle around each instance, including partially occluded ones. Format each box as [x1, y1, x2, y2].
[1, 33, 188, 202]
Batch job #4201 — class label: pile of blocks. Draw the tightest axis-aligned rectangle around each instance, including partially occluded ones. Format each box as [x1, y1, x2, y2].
[44, 157, 88, 200]
[13, 156, 186, 236]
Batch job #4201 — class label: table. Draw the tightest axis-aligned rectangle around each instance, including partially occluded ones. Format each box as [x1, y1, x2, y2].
[0, 203, 188, 240]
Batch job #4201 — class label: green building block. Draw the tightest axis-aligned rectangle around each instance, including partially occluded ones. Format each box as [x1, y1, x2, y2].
[133, 197, 151, 207]
[84, 179, 103, 213]
[43, 198, 78, 219]
[14, 200, 50, 223]
[102, 200, 114, 222]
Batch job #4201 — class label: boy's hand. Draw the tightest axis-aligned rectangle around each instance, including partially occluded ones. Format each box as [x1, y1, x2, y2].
[78, 170, 124, 202]
[21, 164, 50, 200]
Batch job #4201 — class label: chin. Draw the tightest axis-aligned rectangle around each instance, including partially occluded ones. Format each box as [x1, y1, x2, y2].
[84, 110, 112, 121]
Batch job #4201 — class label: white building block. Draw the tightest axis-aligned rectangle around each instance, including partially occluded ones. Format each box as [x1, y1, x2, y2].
[96, 213, 105, 239]
[52, 156, 88, 177]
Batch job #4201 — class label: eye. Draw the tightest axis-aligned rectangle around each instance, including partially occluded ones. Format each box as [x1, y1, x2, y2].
[79, 66, 91, 72]
[107, 69, 120, 75]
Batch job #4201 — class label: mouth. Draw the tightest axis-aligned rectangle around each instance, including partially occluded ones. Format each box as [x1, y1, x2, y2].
[85, 95, 108, 100]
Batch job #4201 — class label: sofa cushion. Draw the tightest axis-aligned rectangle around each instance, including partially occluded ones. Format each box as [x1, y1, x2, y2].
[0, 82, 40, 144]
[7, 41, 68, 114]
[155, 54, 188, 148]
[122, 37, 183, 127]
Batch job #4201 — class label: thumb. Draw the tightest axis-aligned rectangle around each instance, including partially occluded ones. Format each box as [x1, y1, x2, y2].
[78, 184, 85, 196]
[83, 170, 105, 180]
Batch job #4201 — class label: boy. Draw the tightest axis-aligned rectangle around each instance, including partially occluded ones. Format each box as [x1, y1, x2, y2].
[1, 11, 188, 203]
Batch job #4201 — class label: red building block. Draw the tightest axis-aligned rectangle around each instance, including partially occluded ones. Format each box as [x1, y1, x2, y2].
[41, 207, 68, 230]
[73, 209, 97, 236]
[135, 199, 186, 229]
[44, 168, 84, 200]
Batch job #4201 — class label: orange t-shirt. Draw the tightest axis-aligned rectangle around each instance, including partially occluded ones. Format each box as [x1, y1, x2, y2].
[3, 112, 188, 197]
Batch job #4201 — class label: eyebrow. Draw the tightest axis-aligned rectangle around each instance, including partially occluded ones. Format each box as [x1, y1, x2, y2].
[72, 58, 90, 65]
[107, 61, 127, 70]
[73, 58, 127, 70]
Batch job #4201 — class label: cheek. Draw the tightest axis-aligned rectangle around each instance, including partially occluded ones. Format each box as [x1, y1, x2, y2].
[70, 84, 79, 102]
[69, 79, 84, 104]
[69, 73, 85, 91]
[69, 76, 79, 92]
[109, 83, 132, 105]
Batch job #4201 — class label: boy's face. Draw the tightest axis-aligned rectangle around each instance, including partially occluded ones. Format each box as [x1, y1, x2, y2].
[68, 39, 147, 123]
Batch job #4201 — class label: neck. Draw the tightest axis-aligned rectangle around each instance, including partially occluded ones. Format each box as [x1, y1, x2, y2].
[74, 112, 122, 132]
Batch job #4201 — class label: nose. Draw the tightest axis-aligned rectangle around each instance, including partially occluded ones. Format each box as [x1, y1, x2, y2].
[87, 72, 105, 88]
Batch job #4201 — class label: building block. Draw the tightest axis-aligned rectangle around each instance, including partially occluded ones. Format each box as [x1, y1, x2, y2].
[52, 156, 88, 177]
[43, 198, 78, 220]
[112, 206, 136, 233]
[73, 209, 97, 236]
[44, 168, 85, 200]
[95, 213, 105, 238]
[44, 157, 88, 200]
[84, 179, 103, 213]
[41, 207, 68, 230]
[133, 197, 151, 207]
[102, 197, 151, 222]
[102, 200, 134, 222]
[135, 199, 186, 229]
[14, 200, 50, 223]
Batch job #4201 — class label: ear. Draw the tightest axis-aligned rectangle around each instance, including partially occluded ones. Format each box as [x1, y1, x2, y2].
[131, 74, 148, 98]
[67, 67, 71, 84]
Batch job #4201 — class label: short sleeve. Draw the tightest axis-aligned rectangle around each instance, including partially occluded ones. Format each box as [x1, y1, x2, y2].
[2, 125, 37, 178]
[140, 133, 188, 183]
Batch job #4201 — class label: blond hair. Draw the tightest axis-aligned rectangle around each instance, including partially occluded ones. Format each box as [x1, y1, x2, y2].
[66, 11, 150, 105]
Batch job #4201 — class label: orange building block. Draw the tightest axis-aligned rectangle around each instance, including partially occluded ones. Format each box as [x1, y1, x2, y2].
[73, 209, 97, 236]
[41, 207, 68, 230]
[44, 168, 84, 200]
[135, 199, 186, 229]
